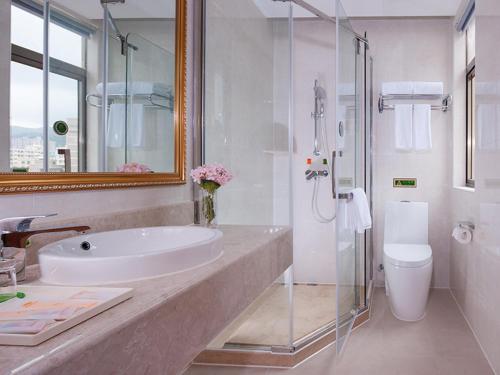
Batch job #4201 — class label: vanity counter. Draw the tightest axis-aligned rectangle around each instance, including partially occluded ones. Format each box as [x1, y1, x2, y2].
[0, 225, 292, 375]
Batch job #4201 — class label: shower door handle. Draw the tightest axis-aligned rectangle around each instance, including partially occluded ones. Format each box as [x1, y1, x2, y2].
[332, 150, 337, 198]
[332, 149, 348, 200]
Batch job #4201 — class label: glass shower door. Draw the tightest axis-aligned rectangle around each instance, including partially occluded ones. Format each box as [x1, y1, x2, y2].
[335, 0, 362, 354]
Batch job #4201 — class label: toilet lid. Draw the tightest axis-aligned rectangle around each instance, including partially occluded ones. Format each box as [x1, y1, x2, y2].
[384, 243, 432, 268]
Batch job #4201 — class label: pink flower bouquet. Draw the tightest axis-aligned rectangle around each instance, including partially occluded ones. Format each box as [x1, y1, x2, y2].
[117, 162, 152, 173]
[190, 163, 232, 226]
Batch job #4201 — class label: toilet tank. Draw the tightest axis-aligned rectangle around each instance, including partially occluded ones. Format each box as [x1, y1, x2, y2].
[384, 201, 428, 244]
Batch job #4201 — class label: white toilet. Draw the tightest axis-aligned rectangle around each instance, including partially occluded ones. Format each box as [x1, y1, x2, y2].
[383, 201, 433, 321]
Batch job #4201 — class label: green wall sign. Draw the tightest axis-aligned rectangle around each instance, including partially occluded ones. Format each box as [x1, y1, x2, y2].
[393, 178, 417, 188]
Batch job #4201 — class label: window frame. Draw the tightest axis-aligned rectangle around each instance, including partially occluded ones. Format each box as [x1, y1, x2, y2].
[10, 6, 88, 172]
[465, 60, 475, 188]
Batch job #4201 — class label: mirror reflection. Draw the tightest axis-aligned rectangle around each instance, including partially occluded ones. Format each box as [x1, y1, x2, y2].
[5, 0, 177, 173]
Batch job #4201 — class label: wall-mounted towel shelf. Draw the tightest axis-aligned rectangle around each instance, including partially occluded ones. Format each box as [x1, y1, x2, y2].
[378, 94, 452, 113]
[86, 93, 173, 111]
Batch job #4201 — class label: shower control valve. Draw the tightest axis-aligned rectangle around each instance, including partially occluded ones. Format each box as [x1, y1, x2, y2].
[305, 158, 329, 181]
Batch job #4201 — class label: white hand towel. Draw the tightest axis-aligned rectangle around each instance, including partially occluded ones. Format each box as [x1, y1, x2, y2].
[382, 82, 414, 95]
[107, 103, 126, 148]
[128, 103, 145, 148]
[106, 103, 145, 148]
[413, 104, 432, 151]
[413, 82, 443, 96]
[477, 104, 497, 151]
[394, 104, 413, 151]
[349, 188, 372, 234]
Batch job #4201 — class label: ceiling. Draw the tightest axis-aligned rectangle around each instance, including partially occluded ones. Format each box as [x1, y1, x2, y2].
[53, 0, 464, 20]
[254, 0, 464, 18]
[53, 0, 176, 19]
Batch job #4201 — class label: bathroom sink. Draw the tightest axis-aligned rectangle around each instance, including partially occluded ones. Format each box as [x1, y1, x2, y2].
[38, 226, 223, 286]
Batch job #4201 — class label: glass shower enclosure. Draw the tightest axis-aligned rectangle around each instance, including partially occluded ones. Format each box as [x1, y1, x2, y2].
[335, 0, 372, 353]
[200, 0, 372, 356]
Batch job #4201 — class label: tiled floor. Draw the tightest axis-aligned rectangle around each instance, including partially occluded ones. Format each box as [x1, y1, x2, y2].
[209, 284, 336, 347]
[186, 288, 494, 375]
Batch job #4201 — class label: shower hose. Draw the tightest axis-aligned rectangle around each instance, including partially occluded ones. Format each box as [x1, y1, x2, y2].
[311, 115, 336, 223]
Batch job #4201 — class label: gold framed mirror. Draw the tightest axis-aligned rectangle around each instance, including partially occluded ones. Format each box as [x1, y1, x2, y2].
[0, 0, 186, 194]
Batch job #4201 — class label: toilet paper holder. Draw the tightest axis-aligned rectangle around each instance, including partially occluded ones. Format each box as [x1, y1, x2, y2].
[457, 221, 475, 231]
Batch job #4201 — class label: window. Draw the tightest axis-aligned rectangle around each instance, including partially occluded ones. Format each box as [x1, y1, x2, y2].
[465, 19, 475, 187]
[466, 66, 475, 187]
[10, 3, 87, 172]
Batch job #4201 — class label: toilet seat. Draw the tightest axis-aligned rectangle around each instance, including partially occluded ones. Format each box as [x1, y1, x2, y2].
[384, 244, 432, 268]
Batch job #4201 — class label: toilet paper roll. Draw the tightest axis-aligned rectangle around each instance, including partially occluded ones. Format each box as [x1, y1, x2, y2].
[452, 226, 473, 244]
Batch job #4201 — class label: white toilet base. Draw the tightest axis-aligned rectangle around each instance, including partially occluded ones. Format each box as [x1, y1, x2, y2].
[384, 260, 432, 322]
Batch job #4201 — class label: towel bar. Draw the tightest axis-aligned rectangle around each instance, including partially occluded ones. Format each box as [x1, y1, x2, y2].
[86, 92, 173, 111]
[338, 192, 354, 201]
[378, 94, 452, 113]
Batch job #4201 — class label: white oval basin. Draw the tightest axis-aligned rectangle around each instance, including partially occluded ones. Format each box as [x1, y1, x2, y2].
[38, 226, 223, 286]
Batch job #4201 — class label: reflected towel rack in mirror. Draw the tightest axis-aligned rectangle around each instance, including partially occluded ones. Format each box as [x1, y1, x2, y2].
[86, 93, 174, 111]
[378, 94, 452, 113]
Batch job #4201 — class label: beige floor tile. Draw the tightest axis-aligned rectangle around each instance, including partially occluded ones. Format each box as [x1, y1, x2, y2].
[219, 284, 336, 346]
[434, 355, 494, 375]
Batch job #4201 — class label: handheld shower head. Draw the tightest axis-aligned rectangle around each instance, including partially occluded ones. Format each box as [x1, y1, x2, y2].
[314, 80, 327, 101]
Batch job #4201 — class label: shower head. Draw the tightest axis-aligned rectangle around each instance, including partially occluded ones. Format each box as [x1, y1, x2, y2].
[314, 80, 327, 101]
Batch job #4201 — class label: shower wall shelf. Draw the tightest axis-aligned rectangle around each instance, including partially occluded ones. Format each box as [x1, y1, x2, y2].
[378, 94, 452, 113]
[86, 93, 173, 111]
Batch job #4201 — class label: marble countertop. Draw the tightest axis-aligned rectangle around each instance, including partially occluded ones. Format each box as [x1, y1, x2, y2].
[0, 225, 293, 375]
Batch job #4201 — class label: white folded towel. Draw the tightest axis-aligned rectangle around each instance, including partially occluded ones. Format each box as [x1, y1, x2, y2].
[96, 82, 172, 98]
[477, 104, 497, 150]
[413, 104, 432, 151]
[338, 83, 355, 96]
[346, 188, 372, 234]
[395, 104, 413, 151]
[107, 103, 126, 148]
[382, 81, 414, 95]
[413, 82, 443, 96]
[106, 103, 145, 148]
[128, 103, 145, 148]
[476, 82, 498, 96]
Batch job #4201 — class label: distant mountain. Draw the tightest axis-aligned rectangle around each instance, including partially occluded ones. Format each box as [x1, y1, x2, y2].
[11, 126, 66, 147]
[11, 126, 42, 138]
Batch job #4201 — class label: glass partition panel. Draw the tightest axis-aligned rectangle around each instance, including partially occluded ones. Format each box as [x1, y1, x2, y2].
[203, 0, 292, 349]
[203, 0, 291, 227]
[335, 0, 361, 354]
[124, 33, 175, 173]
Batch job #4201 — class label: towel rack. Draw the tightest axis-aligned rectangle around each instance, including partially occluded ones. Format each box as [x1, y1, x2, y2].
[86, 93, 173, 111]
[338, 192, 354, 201]
[378, 94, 452, 113]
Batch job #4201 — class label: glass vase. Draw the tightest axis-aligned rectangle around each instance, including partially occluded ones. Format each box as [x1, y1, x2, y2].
[200, 189, 217, 227]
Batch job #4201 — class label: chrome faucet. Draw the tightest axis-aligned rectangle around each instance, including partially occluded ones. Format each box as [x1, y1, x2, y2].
[0, 214, 90, 283]
[0, 214, 55, 255]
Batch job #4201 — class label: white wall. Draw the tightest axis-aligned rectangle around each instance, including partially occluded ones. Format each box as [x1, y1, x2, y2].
[0, 0, 195, 223]
[204, 0, 287, 226]
[352, 18, 454, 288]
[449, 0, 500, 371]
